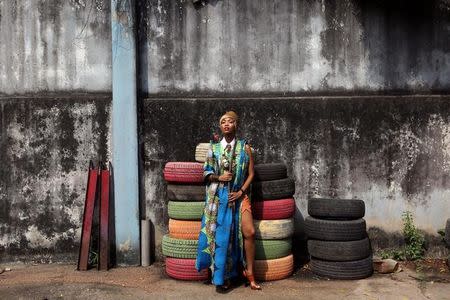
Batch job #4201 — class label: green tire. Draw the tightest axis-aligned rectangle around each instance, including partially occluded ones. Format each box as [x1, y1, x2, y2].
[168, 201, 204, 220]
[162, 234, 198, 258]
[255, 239, 292, 260]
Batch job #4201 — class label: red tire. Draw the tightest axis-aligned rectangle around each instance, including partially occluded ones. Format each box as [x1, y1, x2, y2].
[165, 258, 208, 281]
[163, 162, 204, 183]
[254, 254, 294, 281]
[252, 198, 295, 220]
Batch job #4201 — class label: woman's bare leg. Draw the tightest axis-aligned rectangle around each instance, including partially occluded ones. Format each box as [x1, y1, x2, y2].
[241, 210, 261, 289]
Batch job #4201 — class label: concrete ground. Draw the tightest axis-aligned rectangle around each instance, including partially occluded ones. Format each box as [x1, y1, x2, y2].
[0, 261, 449, 300]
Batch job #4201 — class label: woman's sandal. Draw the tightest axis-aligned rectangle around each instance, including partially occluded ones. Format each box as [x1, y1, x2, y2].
[203, 269, 212, 285]
[215, 279, 232, 293]
[243, 269, 262, 290]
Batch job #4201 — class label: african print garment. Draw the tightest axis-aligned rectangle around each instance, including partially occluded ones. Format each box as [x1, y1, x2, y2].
[195, 139, 250, 285]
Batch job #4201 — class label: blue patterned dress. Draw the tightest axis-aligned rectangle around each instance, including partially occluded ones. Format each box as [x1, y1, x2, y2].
[195, 139, 250, 285]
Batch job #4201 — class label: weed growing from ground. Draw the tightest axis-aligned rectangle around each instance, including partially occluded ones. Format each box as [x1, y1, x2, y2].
[380, 211, 425, 261]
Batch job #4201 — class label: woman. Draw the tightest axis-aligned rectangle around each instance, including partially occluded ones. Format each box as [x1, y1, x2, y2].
[196, 111, 261, 291]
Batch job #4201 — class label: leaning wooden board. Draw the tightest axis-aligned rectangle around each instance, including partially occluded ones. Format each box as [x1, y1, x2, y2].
[78, 162, 98, 271]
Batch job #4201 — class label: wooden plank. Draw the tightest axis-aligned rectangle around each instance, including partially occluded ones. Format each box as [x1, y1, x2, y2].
[99, 166, 110, 270]
[78, 163, 99, 271]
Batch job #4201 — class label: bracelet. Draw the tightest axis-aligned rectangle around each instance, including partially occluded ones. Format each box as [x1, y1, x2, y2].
[240, 188, 245, 195]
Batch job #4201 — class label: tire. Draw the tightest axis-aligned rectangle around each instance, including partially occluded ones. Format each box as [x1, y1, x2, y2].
[169, 219, 201, 240]
[163, 162, 204, 183]
[255, 239, 292, 260]
[254, 163, 287, 181]
[168, 201, 204, 220]
[305, 216, 366, 241]
[254, 254, 294, 281]
[308, 238, 371, 261]
[254, 219, 294, 240]
[165, 258, 208, 281]
[310, 256, 373, 280]
[195, 143, 209, 163]
[252, 198, 295, 220]
[445, 219, 450, 246]
[167, 184, 205, 201]
[252, 178, 295, 200]
[308, 198, 365, 220]
[162, 235, 198, 259]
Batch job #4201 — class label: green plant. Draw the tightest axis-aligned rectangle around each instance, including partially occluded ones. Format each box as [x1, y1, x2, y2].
[380, 248, 405, 261]
[402, 211, 425, 260]
[379, 211, 425, 261]
[88, 250, 99, 266]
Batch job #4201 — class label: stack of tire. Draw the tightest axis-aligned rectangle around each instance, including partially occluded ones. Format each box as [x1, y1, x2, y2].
[305, 198, 373, 280]
[251, 163, 296, 281]
[162, 161, 207, 281]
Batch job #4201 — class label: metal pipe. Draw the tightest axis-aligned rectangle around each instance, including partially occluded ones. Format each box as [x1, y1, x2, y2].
[141, 219, 151, 266]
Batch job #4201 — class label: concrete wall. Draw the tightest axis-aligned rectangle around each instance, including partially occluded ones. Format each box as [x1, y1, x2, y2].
[141, 96, 450, 258]
[3, 0, 448, 96]
[0, 95, 110, 262]
[139, 0, 449, 95]
[0, 0, 449, 262]
[0, 0, 111, 94]
[0, 1, 112, 262]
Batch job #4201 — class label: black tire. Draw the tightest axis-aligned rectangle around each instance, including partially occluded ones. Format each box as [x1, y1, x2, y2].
[308, 238, 371, 261]
[167, 184, 205, 201]
[310, 256, 373, 280]
[445, 218, 450, 246]
[254, 163, 287, 181]
[308, 198, 365, 220]
[252, 178, 295, 200]
[305, 216, 366, 241]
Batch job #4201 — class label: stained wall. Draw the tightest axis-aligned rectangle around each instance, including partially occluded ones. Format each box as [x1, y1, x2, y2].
[1, 0, 449, 262]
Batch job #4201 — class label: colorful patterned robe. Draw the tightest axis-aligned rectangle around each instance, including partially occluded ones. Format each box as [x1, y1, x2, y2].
[195, 139, 250, 285]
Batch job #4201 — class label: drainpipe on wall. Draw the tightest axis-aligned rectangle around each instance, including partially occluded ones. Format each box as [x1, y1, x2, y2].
[111, 0, 140, 266]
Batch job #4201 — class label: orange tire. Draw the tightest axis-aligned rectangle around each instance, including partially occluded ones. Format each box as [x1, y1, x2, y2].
[169, 219, 202, 240]
[254, 254, 293, 281]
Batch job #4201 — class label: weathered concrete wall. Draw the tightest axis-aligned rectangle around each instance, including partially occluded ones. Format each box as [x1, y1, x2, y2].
[0, 1, 113, 262]
[0, 1, 111, 95]
[139, 0, 449, 95]
[0, 95, 110, 262]
[141, 96, 450, 259]
[2, 0, 448, 95]
[1, 0, 449, 263]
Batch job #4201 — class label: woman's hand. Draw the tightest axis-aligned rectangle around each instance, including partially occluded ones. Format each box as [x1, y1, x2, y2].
[219, 171, 233, 182]
[228, 190, 243, 203]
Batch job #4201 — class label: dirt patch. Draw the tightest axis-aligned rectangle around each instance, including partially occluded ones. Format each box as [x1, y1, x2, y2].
[402, 259, 449, 275]
[0, 261, 449, 299]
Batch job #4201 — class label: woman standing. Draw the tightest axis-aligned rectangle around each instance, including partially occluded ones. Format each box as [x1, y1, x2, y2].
[196, 111, 261, 292]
